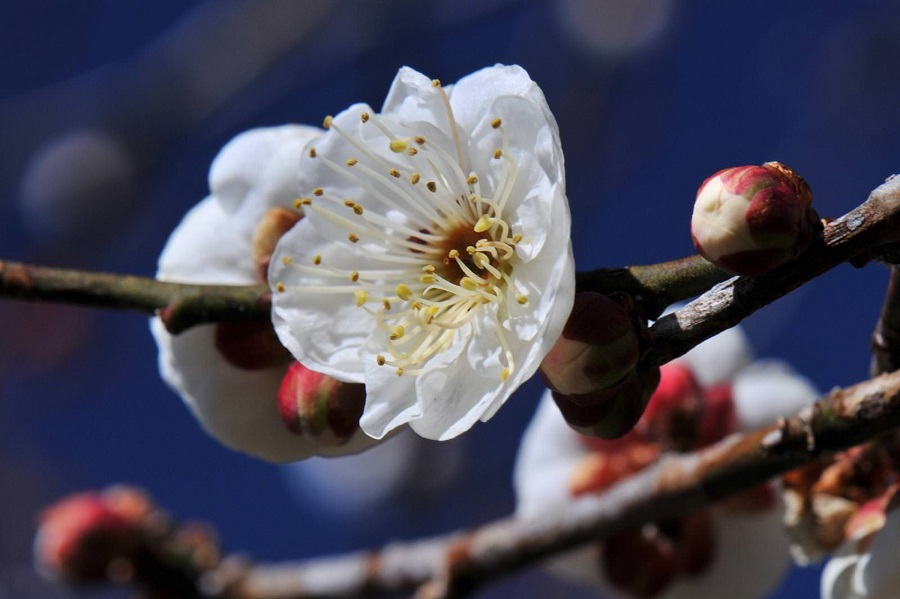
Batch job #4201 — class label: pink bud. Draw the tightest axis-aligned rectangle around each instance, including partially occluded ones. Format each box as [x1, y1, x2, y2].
[34, 487, 151, 583]
[541, 292, 642, 396]
[277, 362, 366, 444]
[691, 162, 818, 276]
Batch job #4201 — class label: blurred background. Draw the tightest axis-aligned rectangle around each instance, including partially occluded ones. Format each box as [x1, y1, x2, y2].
[2, 1, 900, 597]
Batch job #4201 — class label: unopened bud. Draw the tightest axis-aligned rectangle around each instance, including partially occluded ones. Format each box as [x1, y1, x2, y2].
[603, 526, 679, 599]
[252, 207, 301, 283]
[34, 487, 152, 583]
[540, 292, 642, 396]
[277, 362, 366, 444]
[691, 162, 818, 276]
[552, 366, 661, 439]
[214, 321, 292, 371]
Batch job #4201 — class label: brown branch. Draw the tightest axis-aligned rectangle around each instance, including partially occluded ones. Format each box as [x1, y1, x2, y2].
[189, 369, 900, 599]
[871, 265, 900, 376]
[0, 260, 270, 334]
[576, 254, 731, 319]
[647, 174, 900, 368]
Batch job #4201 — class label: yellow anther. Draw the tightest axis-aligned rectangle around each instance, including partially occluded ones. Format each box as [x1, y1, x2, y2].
[431, 79, 441, 87]
[282, 256, 293, 265]
[348, 233, 360, 243]
[323, 115, 333, 128]
[410, 173, 421, 184]
[360, 112, 370, 123]
[298, 197, 313, 205]
[467, 175, 478, 185]
[389, 139, 408, 153]
[275, 282, 285, 292]
[308, 147, 317, 158]
[426, 181, 437, 192]
[376, 354, 386, 366]
[350, 271, 359, 282]
[313, 187, 324, 196]
[396, 284, 412, 301]
[475, 238, 488, 247]
[422, 264, 435, 273]
[466, 246, 476, 254]
[313, 254, 322, 265]
[473, 253, 489, 269]
[411, 301, 422, 310]
[343, 199, 354, 207]
[420, 274, 437, 284]
[500, 368, 510, 382]
[516, 295, 528, 305]
[512, 233, 523, 243]
[354, 290, 368, 306]
[407, 147, 418, 156]
[346, 158, 358, 167]
[390, 325, 405, 340]
[460, 277, 479, 290]
[383, 299, 392, 311]
[389, 168, 401, 178]
[292, 198, 303, 209]
[493, 149, 502, 159]
[396, 367, 404, 376]
[474, 215, 492, 232]
[491, 117, 502, 129]
[448, 249, 459, 259]
[414, 136, 425, 145]
[352, 204, 364, 215]
[427, 305, 439, 317]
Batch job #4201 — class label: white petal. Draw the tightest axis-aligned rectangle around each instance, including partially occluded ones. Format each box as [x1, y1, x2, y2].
[732, 360, 819, 431]
[822, 546, 864, 599]
[855, 509, 900, 599]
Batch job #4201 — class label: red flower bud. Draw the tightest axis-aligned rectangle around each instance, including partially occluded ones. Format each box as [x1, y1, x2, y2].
[277, 362, 366, 444]
[691, 162, 818, 276]
[603, 526, 679, 598]
[34, 487, 152, 583]
[552, 366, 661, 439]
[540, 292, 643, 396]
[214, 320, 292, 371]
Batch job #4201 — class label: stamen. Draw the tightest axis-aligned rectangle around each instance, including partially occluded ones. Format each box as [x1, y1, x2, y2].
[390, 139, 408, 153]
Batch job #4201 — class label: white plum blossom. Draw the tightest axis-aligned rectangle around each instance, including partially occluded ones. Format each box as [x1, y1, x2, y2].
[270, 65, 575, 441]
[821, 497, 900, 599]
[150, 126, 378, 462]
[514, 325, 819, 599]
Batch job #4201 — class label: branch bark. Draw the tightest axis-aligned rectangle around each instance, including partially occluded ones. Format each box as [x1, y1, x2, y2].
[0, 260, 270, 334]
[200, 369, 900, 599]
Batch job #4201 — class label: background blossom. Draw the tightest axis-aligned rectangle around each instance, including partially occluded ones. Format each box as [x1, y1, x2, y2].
[150, 125, 378, 462]
[515, 325, 819, 599]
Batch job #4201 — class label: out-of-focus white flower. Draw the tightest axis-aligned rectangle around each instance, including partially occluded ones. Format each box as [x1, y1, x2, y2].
[270, 65, 575, 441]
[514, 326, 818, 599]
[822, 495, 900, 599]
[150, 126, 378, 462]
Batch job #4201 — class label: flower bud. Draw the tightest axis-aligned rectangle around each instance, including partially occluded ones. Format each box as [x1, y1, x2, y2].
[34, 487, 152, 583]
[252, 207, 301, 283]
[540, 292, 643, 397]
[214, 320, 292, 371]
[603, 526, 679, 598]
[277, 362, 366, 445]
[552, 366, 661, 439]
[691, 162, 818, 276]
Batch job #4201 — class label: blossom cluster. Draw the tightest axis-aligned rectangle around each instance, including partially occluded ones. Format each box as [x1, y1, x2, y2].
[151, 65, 575, 459]
[515, 325, 819, 599]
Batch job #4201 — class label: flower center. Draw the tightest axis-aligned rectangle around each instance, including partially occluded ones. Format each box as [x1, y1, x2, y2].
[275, 81, 528, 382]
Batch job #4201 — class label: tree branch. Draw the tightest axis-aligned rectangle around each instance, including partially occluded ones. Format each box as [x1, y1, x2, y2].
[647, 174, 900, 367]
[186, 368, 900, 599]
[871, 265, 900, 376]
[0, 260, 270, 334]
